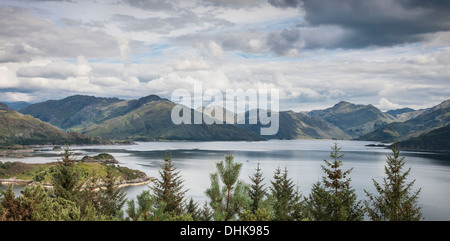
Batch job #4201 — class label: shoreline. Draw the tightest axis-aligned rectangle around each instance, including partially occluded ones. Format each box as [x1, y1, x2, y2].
[0, 176, 156, 189]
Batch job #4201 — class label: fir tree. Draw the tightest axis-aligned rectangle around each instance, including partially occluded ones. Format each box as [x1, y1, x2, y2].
[241, 162, 275, 221]
[151, 155, 188, 215]
[270, 167, 303, 221]
[306, 142, 364, 221]
[51, 146, 83, 201]
[199, 201, 213, 221]
[50, 146, 110, 220]
[248, 163, 267, 212]
[0, 184, 26, 221]
[97, 164, 127, 219]
[364, 144, 423, 221]
[205, 155, 250, 221]
[185, 198, 201, 221]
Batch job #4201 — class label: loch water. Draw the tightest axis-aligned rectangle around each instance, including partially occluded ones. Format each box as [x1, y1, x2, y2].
[2, 140, 449, 220]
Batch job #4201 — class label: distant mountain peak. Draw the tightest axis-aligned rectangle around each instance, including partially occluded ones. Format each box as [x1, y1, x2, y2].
[334, 100, 353, 108]
[128, 94, 166, 110]
[136, 94, 163, 103]
[432, 99, 450, 110]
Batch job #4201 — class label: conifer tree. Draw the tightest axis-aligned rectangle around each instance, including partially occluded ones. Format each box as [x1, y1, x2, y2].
[306, 142, 364, 221]
[0, 184, 26, 221]
[199, 201, 213, 221]
[205, 155, 250, 221]
[270, 166, 303, 221]
[240, 163, 274, 221]
[151, 155, 188, 215]
[51, 146, 83, 201]
[185, 197, 201, 221]
[248, 163, 267, 212]
[1, 184, 107, 221]
[364, 144, 422, 221]
[50, 146, 110, 220]
[126, 190, 169, 221]
[97, 164, 126, 219]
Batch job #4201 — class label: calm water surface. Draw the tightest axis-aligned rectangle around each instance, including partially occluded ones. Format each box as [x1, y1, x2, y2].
[2, 140, 449, 220]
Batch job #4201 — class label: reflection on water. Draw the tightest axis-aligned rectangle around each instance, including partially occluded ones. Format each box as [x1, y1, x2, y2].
[1, 140, 449, 220]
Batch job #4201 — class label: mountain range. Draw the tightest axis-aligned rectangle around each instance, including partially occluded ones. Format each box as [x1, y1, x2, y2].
[1, 94, 448, 152]
[18, 95, 263, 141]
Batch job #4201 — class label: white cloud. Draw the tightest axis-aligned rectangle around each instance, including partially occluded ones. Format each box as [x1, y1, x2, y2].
[0, 92, 33, 102]
[173, 51, 211, 71]
[208, 41, 224, 60]
[377, 97, 402, 111]
[0, 0, 448, 111]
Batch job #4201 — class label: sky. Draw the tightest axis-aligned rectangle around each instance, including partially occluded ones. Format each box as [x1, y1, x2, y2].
[0, 0, 449, 112]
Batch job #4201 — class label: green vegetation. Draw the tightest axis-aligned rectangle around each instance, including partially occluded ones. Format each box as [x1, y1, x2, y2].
[151, 155, 188, 215]
[270, 167, 304, 220]
[205, 155, 250, 221]
[306, 142, 364, 220]
[360, 100, 450, 144]
[0, 147, 127, 220]
[239, 110, 351, 140]
[395, 124, 450, 152]
[0, 156, 146, 184]
[81, 153, 118, 163]
[9, 95, 450, 151]
[18, 95, 263, 141]
[0, 107, 109, 147]
[364, 144, 423, 220]
[308, 101, 396, 137]
[1, 142, 424, 221]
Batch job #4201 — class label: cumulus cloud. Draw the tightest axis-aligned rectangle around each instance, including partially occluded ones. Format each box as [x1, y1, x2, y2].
[0, 92, 33, 102]
[173, 51, 211, 71]
[378, 97, 402, 111]
[267, 28, 303, 56]
[0, 6, 122, 60]
[0, 42, 41, 63]
[17, 62, 77, 79]
[0, 0, 448, 111]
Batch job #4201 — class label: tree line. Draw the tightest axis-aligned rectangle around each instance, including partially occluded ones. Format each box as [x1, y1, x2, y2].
[0, 143, 423, 221]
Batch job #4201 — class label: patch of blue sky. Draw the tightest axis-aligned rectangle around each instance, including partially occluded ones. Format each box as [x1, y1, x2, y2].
[128, 43, 180, 63]
[88, 59, 123, 64]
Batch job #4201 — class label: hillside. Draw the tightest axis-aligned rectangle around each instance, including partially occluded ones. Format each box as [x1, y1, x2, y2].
[237, 110, 351, 139]
[386, 108, 415, 117]
[308, 101, 397, 137]
[359, 99, 450, 142]
[396, 124, 450, 152]
[2, 101, 31, 110]
[0, 103, 108, 147]
[82, 98, 263, 141]
[19, 95, 124, 129]
[16, 94, 450, 144]
[19, 95, 263, 141]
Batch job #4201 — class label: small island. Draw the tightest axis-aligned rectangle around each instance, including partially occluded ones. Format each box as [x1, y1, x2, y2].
[365, 143, 390, 148]
[0, 157, 155, 189]
[81, 153, 119, 164]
